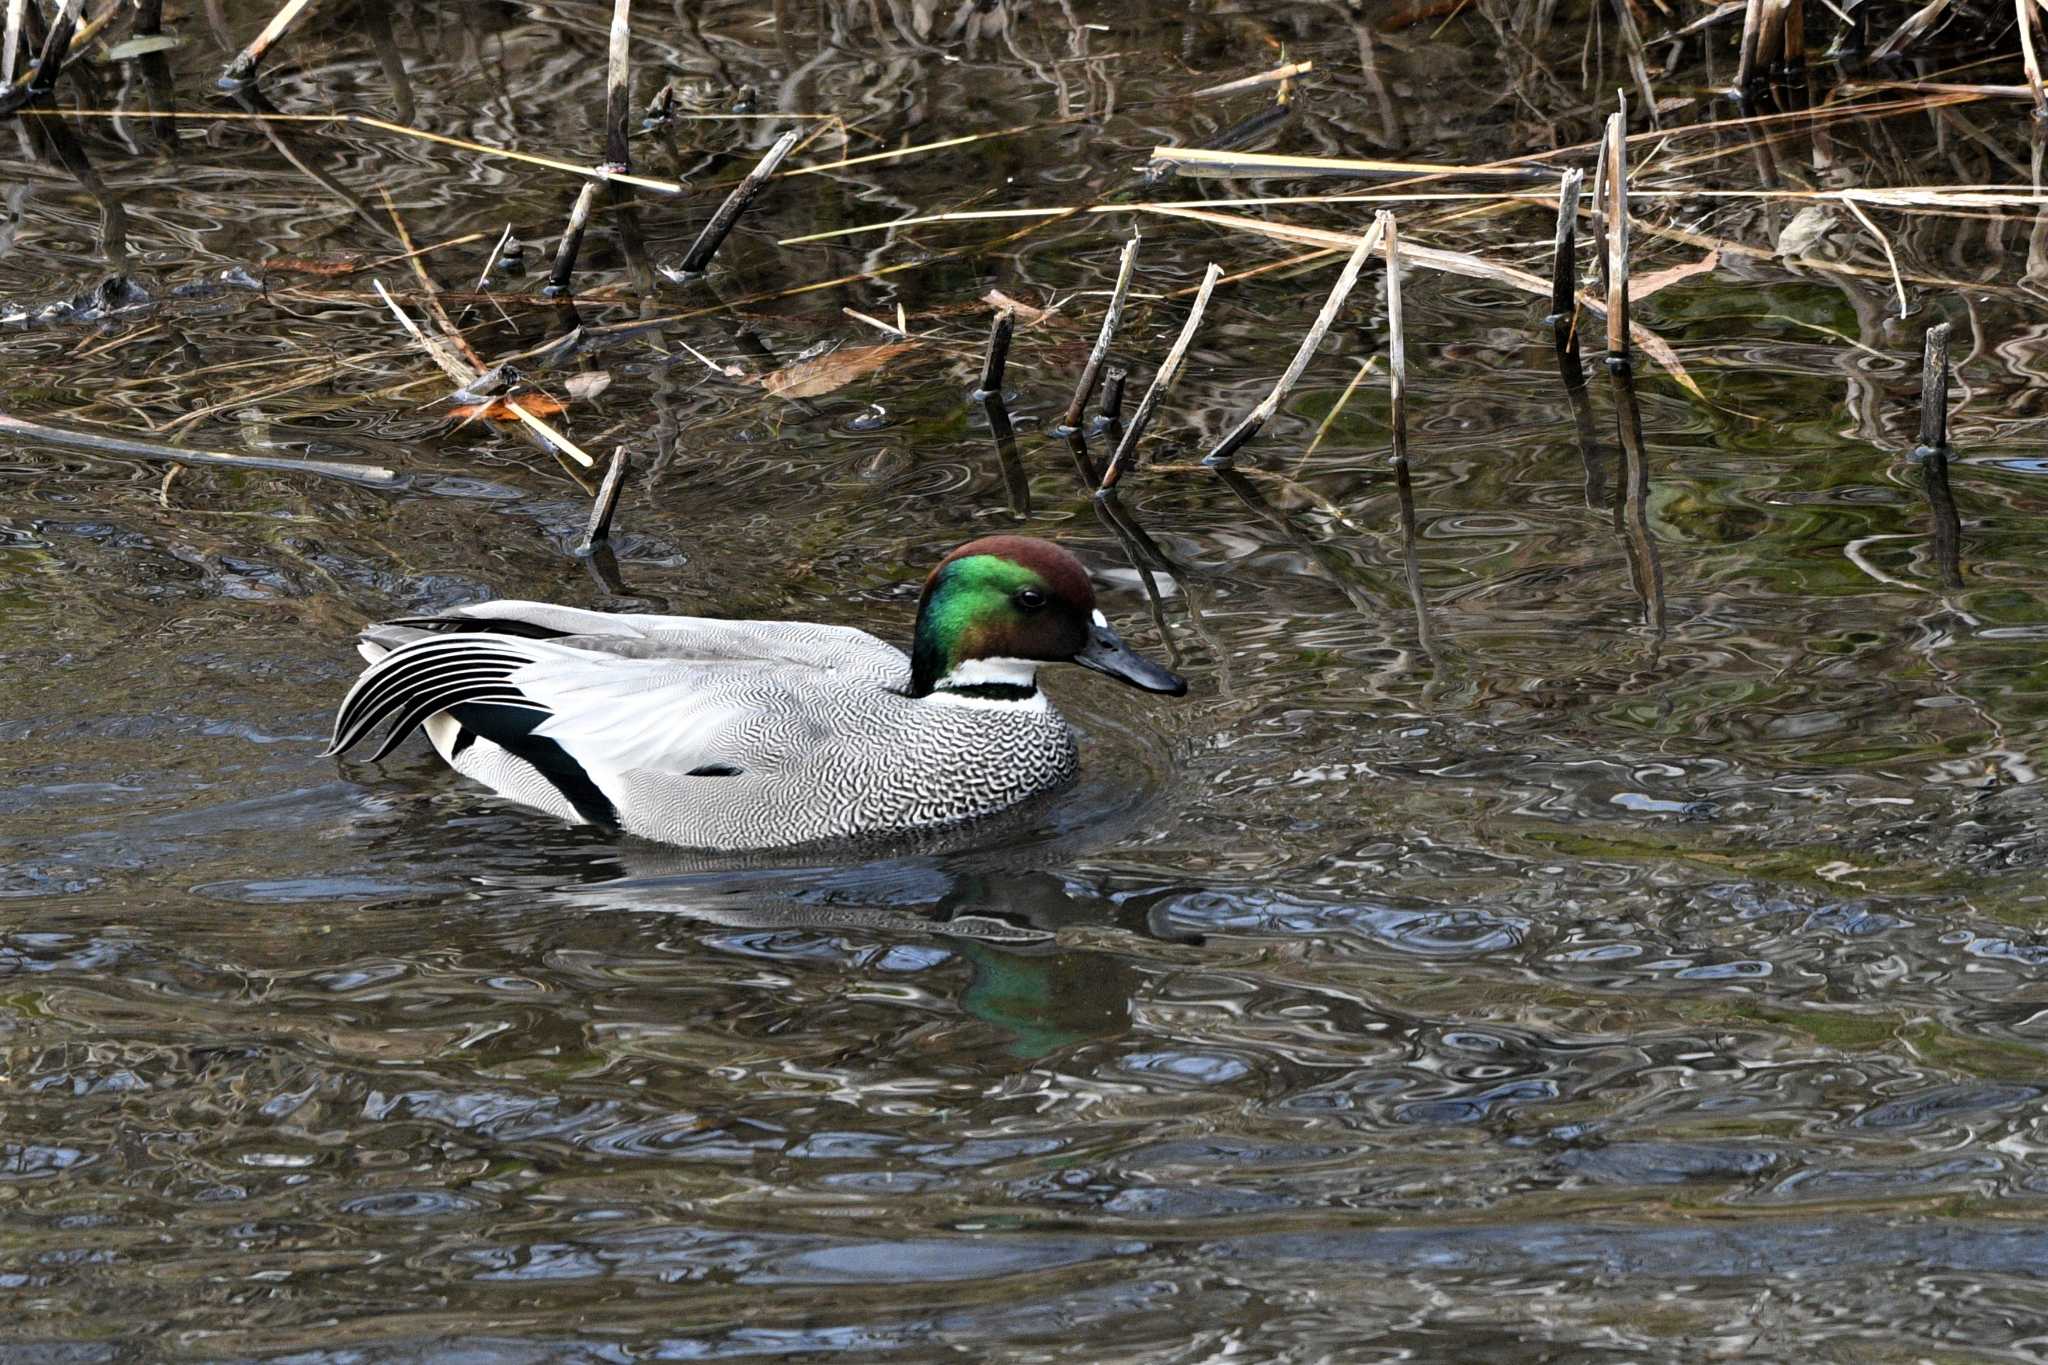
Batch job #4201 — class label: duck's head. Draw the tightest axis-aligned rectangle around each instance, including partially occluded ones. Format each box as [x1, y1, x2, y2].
[910, 536, 1187, 701]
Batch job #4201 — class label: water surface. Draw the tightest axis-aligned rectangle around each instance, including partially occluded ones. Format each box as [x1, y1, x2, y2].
[5, 3, 2048, 1359]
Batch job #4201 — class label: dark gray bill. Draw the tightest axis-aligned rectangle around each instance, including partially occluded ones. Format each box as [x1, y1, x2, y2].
[1073, 619, 1187, 696]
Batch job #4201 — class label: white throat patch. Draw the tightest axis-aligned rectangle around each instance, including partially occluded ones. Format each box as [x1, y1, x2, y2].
[933, 657, 1045, 708]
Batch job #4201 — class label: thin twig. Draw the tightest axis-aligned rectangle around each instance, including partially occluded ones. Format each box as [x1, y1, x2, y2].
[1099, 263, 1222, 491]
[1551, 167, 1587, 392]
[1840, 195, 1910, 318]
[1204, 216, 1386, 468]
[0, 412, 400, 486]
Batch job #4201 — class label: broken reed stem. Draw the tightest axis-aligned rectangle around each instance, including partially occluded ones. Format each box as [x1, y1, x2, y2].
[1203, 216, 1385, 469]
[1550, 167, 1587, 392]
[1917, 321, 1952, 454]
[545, 181, 602, 297]
[1099, 263, 1223, 492]
[2022, 0, 2048, 121]
[1784, 0, 1806, 68]
[604, 0, 633, 170]
[973, 308, 1014, 399]
[1096, 366, 1128, 442]
[1736, 0, 1765, 92]
[1916, 322, 1963, 589]
[578, 446, 631, 553]
[1, 0, 25, 88]
[1603, 109, 1631, 360]
[4, 0, 74, 108]
[1059, 234, 1140, 435]
[674, 129, 800, 276]
[1383, 211, 1407, 471]
[221, 0, 318, 85]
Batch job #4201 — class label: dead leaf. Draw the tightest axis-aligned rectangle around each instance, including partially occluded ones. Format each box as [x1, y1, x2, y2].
[565, 371, 613, 400]
[448, 395, 570, 421]
[1777, 206, 1836, 258]
[759, 343, 912, 400]
[1634, 249, 1721, 300]
[982, 290, 1055, 325]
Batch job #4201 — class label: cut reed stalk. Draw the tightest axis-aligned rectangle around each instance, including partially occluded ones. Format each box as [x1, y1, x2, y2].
[973, 308, 1015, 400]
[671, 129, 800, 277]
[604, 0, 633, 170]
[545, 182, 602, 297]
[1203, 218, 1385, 469]
[1915, 321, 1963, 588]
[1096, 366, 1128, 442]
[1099, 263, 1222, 492]
[221, 0, 318, 86]
[1549, 167, 1587, 392]
[1383, 211, 1407, 471]
[578, 446, 631, 554]
[1057, 234, 1139, 436]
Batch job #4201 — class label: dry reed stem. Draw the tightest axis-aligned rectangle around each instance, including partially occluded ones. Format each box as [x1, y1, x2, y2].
[1918, 321, 1952, 453]
[1188, 60, 1315, 99]
[974, 309, 1015, 399]
[222, 0, 318, 83]
[545, 182, 602, 297]
[1, 0, 109, 100]
[1735, 0, 1765, 91]
[0, 412, 399, 486]
[1872, 0, 1951, 61]
[603, 0, 632, 170]
[1383, 211, 1408, 470]
[578, 446, 630, 553]
[1, 0, 26, 87]
[1603, 110, 1630, 358]
[16, 108, 691, 194]
[1059, 233, 1140, 434]
[1551, 167, 1587, 392]
[1148, 146, 1541, 180]
[1133, 204, 1703, 401]
[1204, 216, 1386, 468]
[673, 129, 801, 275]
[1099, 263, 1223, 492]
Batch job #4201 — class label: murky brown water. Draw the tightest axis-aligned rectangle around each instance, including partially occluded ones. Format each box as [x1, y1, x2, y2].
[6, 2, 2048, 1359]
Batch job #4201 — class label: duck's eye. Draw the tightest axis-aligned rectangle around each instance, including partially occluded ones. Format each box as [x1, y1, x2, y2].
[1014, 588, 1048, 612]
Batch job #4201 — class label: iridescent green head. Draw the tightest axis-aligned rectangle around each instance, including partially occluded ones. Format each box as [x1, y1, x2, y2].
[909, 536, 1186, 700]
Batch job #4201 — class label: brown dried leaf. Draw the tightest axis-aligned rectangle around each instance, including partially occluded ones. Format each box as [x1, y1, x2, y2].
[759, 343, 912, 400]
[981, 290, 1056, 325]
[448, 395, 570, 421]
[1634, 248, 1721, 299]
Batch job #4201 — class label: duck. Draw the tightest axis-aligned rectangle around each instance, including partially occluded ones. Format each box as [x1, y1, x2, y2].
[326, 535, 1186, 850]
